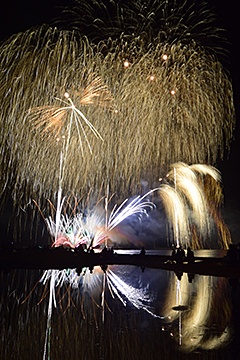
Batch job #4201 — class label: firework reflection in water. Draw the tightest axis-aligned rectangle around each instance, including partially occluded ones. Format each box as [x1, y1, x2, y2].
[39, 159, 229, 358]
[40, 190, 161, 359]
[162, 273, 231, 352]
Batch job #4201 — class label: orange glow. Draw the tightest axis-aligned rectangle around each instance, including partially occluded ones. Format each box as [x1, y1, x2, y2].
[162, 54, 168, 60]
[170, 90, 176, 95]
[123, 61, 129, 67]
[150, 75, 155, 81]
[114, 109, 118, 113]
[64, 92, 70, 99]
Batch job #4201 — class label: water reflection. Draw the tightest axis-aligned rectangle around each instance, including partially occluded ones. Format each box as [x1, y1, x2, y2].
[0, 250, 237, 360]
[163, 274, 231, 352]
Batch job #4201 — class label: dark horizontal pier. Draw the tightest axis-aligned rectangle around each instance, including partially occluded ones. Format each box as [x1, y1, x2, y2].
[0, 247, 239, 279]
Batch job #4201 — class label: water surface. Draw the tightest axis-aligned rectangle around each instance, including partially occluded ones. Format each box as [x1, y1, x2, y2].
[0, 250, 238, 360]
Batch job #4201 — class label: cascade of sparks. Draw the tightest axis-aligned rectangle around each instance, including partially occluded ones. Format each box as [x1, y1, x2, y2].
[41, 162, 228, 251]
[39, 191, 159, 360]
[0, 2, 235, 216]
[0, 1, 236, 357]
[45, 189, 156, 249]
[158, 163, 230, 248]
[34, 159, 230, 360]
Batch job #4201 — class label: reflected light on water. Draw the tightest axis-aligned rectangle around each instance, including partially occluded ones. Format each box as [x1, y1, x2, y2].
[162, 272, 231, 352]
[0, 249, 237, 360]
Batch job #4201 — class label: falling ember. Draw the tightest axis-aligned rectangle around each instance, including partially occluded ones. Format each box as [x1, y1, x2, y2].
[0, 11, 235, 224]
[150, 75, 155, 81]
[170, 90, 176, 95]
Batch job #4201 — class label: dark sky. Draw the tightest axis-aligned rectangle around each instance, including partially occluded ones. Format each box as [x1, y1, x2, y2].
[0, 0, 239, 205]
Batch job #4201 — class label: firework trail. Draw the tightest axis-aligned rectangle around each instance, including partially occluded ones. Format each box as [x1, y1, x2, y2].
[39, 191, 159, 359]
[0, 27, 113, 213]
[158, 162, 230, 248]
[36, 161, 228, 357]
[0, 0, 235, 219]
[60, 0, 226, 56]
[28, 89, 104, 156]
[168, 163, 213, 239]
[0, 1, 235, 357]
[43, 162, 225, 250]
[44, 189, 156, 249]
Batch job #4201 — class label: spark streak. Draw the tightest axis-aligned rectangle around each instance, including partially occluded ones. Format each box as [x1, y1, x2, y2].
[0, 22, 235, 216]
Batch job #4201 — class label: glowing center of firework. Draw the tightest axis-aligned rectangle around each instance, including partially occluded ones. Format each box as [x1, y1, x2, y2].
[64, 92, 70, 99]
[162, 54, 168, 60]
[150, 75, 155, 81]
[170, 90, 176, 95]
[123, 60, 130, 67]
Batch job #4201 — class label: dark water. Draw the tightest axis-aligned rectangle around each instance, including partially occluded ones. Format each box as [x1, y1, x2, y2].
[1, 250, 239, 360]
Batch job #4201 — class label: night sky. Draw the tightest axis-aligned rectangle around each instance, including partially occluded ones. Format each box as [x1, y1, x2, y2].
[0, 0, 240, 242]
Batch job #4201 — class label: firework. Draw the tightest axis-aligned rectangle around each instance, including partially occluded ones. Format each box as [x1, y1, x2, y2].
[0, 26, 113, 212]
[0, 1, 235, 251]
[37, 190, 160, 359]
[0, 2, 236, 359]
[43, 188, 156, 249]
[60, 0, 226, 56]
[167, 163, 213, 239]
[39, 161, 228, 250]
[0, 7, 235, 215]
[27, 86, 107, 156]
[158, 162, 231, 248]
